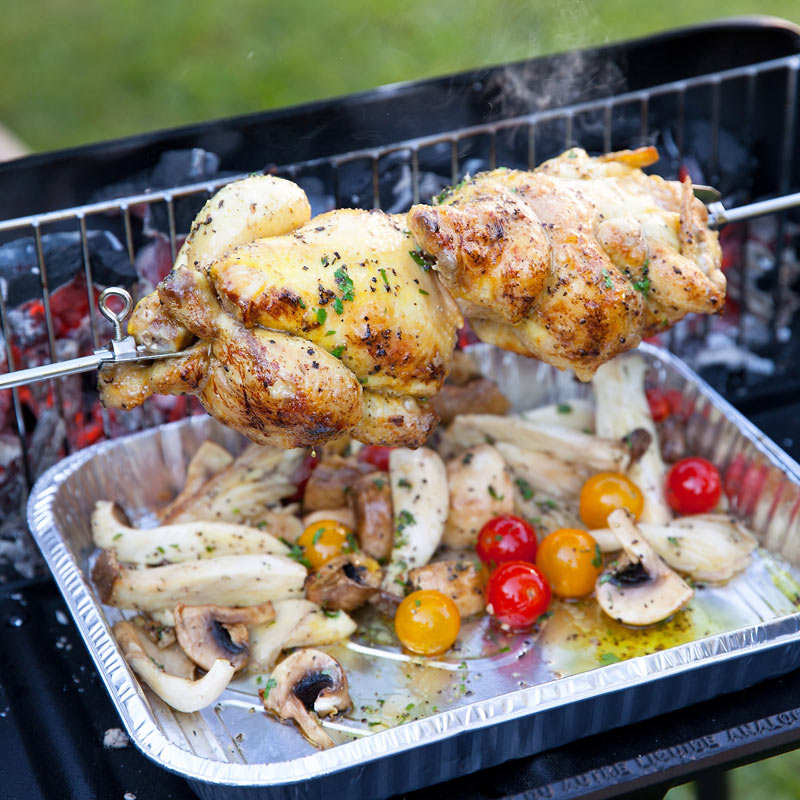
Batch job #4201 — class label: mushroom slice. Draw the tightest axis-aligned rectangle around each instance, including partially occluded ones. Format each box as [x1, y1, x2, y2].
[381, 447, 448, 594]
[113, 620, 235, 713]
[408, 560, 487, 617]
[174, 602, 274, 672]
[592, 514, 757, 582]
[593, 355, 672, 523]
[446, 414, 628, 474]
[444, 444, 514, 548]
[303, 456, 376, 512]
[92, 550, 306, 612]
[596, 509, 693, 627]
[158, 442, 234, 522]
[162, 444, 306, 525]
[304, 553, 382, 611]
[431, 378, 510, 426]
[349, 472, 394, 562]
[91, 501, 290, 565]
[260, 649, 351, 750]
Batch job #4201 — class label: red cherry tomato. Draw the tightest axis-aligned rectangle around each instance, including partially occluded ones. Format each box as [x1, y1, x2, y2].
[645, 388, 684, 422]
[665, 457, 722, 514]
[358, 445, 392, 472]
[486, 561, 551, 630]
[476, 515, 538, 566]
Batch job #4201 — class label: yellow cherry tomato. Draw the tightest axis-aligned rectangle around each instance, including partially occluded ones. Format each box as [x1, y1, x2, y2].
[298, 519, 353, 569]
[579, 472, 644, 529]
[535, 528, 603, 598]
[394, 590, 461, 656]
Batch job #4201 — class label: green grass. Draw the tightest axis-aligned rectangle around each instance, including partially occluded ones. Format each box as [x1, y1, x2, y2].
[2, 1, 799, 152]
[666, 749, 800, 799]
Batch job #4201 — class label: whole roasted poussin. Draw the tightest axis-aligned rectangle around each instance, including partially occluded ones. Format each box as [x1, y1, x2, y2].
[408, 147, 725, 381]
[100, 176, 462, 449]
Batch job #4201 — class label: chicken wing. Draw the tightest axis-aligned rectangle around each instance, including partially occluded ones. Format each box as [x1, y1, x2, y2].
[407, 147, 724, 380]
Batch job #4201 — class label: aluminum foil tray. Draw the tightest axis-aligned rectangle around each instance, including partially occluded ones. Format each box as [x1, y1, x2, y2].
[26, 343, 800, 800]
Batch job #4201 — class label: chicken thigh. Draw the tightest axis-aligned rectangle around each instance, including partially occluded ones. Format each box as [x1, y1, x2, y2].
[407, 147, 725, 380]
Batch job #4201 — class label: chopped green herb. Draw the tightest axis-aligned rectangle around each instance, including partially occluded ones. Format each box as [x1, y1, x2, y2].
[567, 150, 578, 159]
[372, 478, 385, 490]
[332, 296, 344, 315]
[170, 543, 180, 549]
[537, 610, 554, 623]
[256, 521, 267, 529]
[368, 721, 384, 727]
[344, 532, 359, 553]
[601, 268, 613, 289]
[515, 477, 534, 500]
[498, 646, 511, 653]
[462, 452, 474, 466]
[667, 536, 680, 547]
[592, 544, 602, 568]
[494, 534, 503, 542]
[557, 402, 572, 414]
[316, 307, 327, 325]
[205, 545, 216, 553]
[487, 485, 504, 501]
[408, 249, 434, 271]
[256, 675, 263, 685]
[321, 255, 330, 267]
[458, 661, 468, 670]
[325, 329, 336, 336]
[415, 598, 421, 607]
[334, 266, 355, 301]
[156, 545, 165, 555]
[232, 507, 240, 514]
[112, 532, 123, 541]
[418, 288, 429, 296]
[312, 527, 324, 546]
[379, 268, 390, 287]
[396, 509, 416, 534]
[297, 298, 306, 309]
[331, 344, 345, 358]
[632, 263, 651, 297]
[433, 177, 468, 205]
[322, 609, 341, 618]
[537, 499, 558, 511]
[287, 544, 312, 569]
[598, 573, 612, 585]
[398, 478, 412, 489]
[405, 703, 415, 712]
[598, 652, 622, 666]
[262, 677, 278, 697]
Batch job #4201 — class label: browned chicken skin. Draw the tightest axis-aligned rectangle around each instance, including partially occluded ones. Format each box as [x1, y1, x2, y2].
[408, 147, 725, 380]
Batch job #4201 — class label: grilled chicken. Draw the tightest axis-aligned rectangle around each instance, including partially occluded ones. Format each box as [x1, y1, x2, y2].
[100, 177, 461, 449]
[408, 146, 725, 380]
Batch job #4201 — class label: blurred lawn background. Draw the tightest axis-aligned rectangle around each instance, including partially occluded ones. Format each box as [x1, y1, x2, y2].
[3, 2, 800, 798]
[2, 0, 799, 153]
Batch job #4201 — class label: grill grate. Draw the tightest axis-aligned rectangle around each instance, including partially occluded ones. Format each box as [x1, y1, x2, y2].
[0, 53, 797, 518]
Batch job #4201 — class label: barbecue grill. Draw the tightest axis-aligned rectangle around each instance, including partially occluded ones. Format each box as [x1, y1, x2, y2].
[1, 16, 800, 800]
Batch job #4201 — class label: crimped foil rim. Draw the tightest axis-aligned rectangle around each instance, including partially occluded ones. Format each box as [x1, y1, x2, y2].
[26, 343, 800, 787]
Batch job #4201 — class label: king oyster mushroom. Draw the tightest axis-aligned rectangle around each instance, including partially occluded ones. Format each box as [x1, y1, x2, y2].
[596, 509, 694, 626]
[113, 620, 235, 713]
[174, 602, 275, 672]
[304, 553, 382, 611]
[260, 649, 351, 749]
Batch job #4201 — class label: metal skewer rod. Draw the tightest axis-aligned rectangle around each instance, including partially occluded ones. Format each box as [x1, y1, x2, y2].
[0, 189, 798, 392]
[708, 191, 800, 228]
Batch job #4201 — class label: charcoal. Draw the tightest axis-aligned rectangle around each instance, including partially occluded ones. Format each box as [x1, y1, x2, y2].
[0, 231, 135, 308]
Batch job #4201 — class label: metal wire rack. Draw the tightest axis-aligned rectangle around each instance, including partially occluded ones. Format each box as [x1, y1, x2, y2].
[0, 52, 797, 490]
